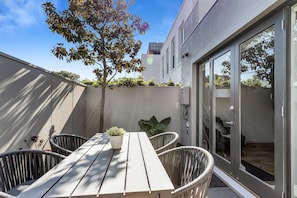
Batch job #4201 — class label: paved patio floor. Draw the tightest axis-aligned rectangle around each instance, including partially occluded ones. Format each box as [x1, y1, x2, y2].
[207, 187, 240, 198]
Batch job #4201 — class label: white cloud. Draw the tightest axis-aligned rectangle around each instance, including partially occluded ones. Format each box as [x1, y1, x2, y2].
[0, 0, 45, 32]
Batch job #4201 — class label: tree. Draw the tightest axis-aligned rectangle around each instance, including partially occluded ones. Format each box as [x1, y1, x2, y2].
[42, 0, 149, 132]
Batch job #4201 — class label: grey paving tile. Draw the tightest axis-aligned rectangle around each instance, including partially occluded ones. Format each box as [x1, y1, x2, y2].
[207, 187, 241, 198]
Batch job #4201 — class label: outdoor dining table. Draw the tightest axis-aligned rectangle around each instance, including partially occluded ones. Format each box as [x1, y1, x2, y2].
[17, 132, 174, 198]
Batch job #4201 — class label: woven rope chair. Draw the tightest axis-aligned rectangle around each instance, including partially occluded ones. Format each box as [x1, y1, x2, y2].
[0, 150, 65, 196]
[50, 134, 88, 156]
[158, 146, 214, 198]
[149, 132, 179, 154]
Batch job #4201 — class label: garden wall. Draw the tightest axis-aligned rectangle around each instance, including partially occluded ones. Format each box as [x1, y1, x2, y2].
[0, 52, 86, 152]
[85, 86, 182, 139]
[0, 52, 183, 153]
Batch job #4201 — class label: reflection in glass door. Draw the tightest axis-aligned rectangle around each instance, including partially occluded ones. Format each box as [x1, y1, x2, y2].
[213, 51, 232, 161]
[239, 26, 275, 185]
[199, 62, 211, 151]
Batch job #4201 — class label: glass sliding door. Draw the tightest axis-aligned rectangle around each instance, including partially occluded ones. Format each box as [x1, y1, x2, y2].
[197, 10, 285, 197]
[239, 26, 275, 185]
[213, 51, 232, 161]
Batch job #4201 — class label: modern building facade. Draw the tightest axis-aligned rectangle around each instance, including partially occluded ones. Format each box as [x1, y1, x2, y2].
[141, 42, 163, 83]
[157, 0, 297, 197]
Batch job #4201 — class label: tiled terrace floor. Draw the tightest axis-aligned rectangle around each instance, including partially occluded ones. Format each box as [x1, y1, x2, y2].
[207, 187, 240, 198]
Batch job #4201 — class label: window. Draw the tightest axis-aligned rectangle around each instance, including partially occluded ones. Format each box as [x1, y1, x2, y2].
[178, 22, 184, 63]
[179, 22, 185, 44]
[166, 48, 169, 74]
[162, 56, 164, 77]
[171, 38, 175, 69]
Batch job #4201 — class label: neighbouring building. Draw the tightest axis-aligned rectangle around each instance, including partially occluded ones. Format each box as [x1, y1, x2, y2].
[141, 42, 163, 83]
[148, 0, 297, 197]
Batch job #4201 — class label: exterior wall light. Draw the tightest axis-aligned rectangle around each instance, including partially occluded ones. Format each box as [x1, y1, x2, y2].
[181, 52, 189, 59]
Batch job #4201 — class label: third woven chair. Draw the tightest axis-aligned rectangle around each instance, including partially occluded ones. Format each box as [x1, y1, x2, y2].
[158, 146, 214, 198]
[0, 150, 65, 197]
[149, 132, 179, 154]
[50, 134, 88, 156]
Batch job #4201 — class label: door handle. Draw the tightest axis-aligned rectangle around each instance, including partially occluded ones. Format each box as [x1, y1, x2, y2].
[225, 121, 234, 126]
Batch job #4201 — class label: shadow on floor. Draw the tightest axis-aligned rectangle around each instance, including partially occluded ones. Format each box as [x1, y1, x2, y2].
[207, 175, 240, 198]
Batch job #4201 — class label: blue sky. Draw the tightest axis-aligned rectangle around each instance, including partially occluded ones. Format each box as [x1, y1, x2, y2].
[0, 0, 183, 80]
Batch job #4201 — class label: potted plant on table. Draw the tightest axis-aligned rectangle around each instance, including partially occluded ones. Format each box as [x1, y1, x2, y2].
[106, 126, 126, 149]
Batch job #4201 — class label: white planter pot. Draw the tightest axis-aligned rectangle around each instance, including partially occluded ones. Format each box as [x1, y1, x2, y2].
[109, 136, 124, 149]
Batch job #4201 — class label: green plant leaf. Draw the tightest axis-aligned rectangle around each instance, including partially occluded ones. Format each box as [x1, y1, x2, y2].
[160, 117, 171, 126]
[149, 116, 158, 125]
[138, 116, 171, 136]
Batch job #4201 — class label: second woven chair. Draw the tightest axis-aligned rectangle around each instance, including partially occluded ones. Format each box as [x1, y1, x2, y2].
[149, 132, 179, 154]
[0, 150, 65, 196]
[50, 134, 88, 156]
[158, 146, 214, 198]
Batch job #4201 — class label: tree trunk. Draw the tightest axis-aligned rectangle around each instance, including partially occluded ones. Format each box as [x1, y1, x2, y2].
[99, 84, 106, 133]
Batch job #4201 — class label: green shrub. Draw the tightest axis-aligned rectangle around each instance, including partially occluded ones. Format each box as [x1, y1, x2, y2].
[138, 115, 171, 137]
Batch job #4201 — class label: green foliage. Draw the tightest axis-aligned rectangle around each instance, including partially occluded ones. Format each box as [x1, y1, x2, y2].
[53, 70, 80, 81]
[215, 75, 230, 88]
[138, 116, 171, 137]
[241, 77, 262, 88]
[81, 79, 93, 85]
[117, 77, 137, 87]
[148, 79, 157, 86]
[136, 77, 147, 86]
[106, 126, 126, 136]
[92, 81, 101, 87]
[81, 77, 181, 87]
[166, 80, 175, 86]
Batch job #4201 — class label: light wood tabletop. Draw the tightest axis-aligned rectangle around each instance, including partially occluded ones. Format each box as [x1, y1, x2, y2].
[17, 132, 174, 198]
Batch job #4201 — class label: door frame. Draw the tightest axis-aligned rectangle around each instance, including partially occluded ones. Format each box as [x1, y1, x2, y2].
[197, 9, 286, 198]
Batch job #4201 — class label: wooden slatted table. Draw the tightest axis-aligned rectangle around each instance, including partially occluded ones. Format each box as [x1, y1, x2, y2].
[17, 132, 174, 198]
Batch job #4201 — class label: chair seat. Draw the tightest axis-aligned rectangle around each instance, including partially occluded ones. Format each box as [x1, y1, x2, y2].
[7, 179, 36, 196]
[0, 150, 65, 195]
[158, 146, 214, 198]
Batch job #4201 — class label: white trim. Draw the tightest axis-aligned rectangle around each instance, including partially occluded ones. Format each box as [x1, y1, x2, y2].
[213, 166, 258, 198]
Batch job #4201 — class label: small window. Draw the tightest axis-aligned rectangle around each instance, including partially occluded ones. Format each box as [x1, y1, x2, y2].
[171, 38, 175, 69]
[166, 48, 169, 74]
[162, 56, 165, 77]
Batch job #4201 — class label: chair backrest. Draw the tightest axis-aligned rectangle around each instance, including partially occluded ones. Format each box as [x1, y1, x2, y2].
[50, 134, 88, 156]
[0, 150, 65, 194]
[158, 146, 214, 198]
[149, 132, 179, 154]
